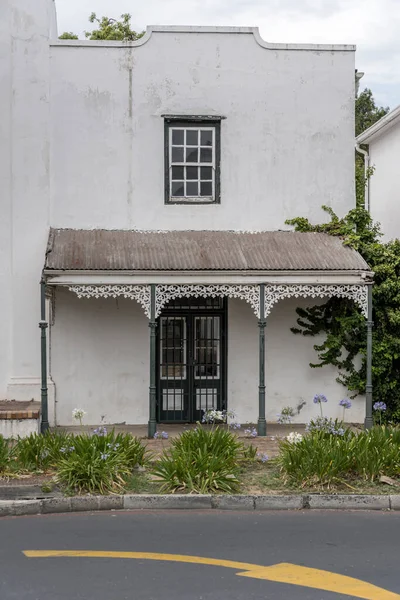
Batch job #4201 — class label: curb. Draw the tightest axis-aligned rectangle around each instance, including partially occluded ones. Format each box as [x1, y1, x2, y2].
[0, 494, 398, 516]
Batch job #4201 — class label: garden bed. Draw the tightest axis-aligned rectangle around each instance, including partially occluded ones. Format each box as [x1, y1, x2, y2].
[1, 403, 399, 498]
[2, 461, 398, 500]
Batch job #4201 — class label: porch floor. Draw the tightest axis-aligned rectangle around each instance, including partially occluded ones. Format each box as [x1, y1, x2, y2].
[54, 423, 307, 458]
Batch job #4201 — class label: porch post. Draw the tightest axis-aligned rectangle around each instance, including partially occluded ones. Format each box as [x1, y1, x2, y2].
[39, 279, 49, 433]
[257, 283, 267, 436]
[364, 283, 374, 429]
[148, 284, 157, 438]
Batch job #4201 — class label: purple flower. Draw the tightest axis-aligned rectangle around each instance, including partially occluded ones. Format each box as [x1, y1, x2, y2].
[231, 422, 241, 430]
[100, 453, 109, 460]
[244, 427, 257, 437]
[257, 453, 269, 463]
[313, 394, 328, 404]
[373, 401, 387, 412]
[93, 427, 107, 437]
[339, 398, 352, 409]
[154, 431, 169, 439]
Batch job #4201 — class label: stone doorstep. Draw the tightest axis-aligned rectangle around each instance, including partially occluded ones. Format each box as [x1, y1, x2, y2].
[0, 401, 40, 421]
[0, 494, 398, 516]
[0, 411, 40, 420]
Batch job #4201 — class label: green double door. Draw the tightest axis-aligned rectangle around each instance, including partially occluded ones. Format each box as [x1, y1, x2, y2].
[157, 298, 227, 423]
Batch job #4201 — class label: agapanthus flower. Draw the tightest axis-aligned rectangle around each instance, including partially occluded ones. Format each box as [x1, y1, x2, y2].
[93, 426, 107, 437]
[373, 401, 387, 412]
[72, 408, 86, 421]
[257, 453, 269, 463]
[339, 398, 352, 409]
[286, 432, 303, 444]
[313, 394, 328, 404]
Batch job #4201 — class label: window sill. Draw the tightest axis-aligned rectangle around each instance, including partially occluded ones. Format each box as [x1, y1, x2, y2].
[166, 199, 219, 205]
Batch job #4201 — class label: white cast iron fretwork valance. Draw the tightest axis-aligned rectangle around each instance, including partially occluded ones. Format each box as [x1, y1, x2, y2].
[264, 284, 368, 318]
[69, 285, 151, 318]
[155, 284, 260, 318]
[68, 283, 368, 320]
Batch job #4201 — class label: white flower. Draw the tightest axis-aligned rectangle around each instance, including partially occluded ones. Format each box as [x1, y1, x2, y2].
[202, 409, 226, 423]
[72, 408, 86, 421]
[287, 431, 303, 444]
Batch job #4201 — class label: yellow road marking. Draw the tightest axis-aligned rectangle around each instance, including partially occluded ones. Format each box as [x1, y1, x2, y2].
[23, 550, 400, 600]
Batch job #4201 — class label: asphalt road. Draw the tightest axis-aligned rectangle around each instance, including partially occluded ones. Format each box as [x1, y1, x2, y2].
[0, 509, 399, 599]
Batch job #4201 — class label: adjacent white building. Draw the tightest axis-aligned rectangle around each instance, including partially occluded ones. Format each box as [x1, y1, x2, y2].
[356, 105, 400, 241]
[0, 0, 372, 434]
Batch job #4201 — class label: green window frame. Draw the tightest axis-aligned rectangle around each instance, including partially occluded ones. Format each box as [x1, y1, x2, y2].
[164, 117, 221, 205]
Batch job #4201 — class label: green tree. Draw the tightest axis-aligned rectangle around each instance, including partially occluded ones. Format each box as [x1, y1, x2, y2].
[58, 32, 79, 40]
[85, 13, 144, 41]
[286, 207, 400, 421]
[288, 89, 398, 419]
[355, 88, 389, 137]
[355, 88, 389, 207]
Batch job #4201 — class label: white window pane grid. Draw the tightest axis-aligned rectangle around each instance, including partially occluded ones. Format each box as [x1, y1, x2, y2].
[194, 316, 220, 380]
[170, 127, 215, 201]
[163, 389, 184, 411]
[160, 317, 187, 380]
[196, 388, 218, 411]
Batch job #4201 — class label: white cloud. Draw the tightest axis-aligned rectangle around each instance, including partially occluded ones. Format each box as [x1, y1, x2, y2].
[55, 0, 400, 107]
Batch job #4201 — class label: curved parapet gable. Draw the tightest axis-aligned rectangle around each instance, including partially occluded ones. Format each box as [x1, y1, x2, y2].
[53, 26, 154, 48]
[51, 25, 356, 52]
[251, 27, 355, 52]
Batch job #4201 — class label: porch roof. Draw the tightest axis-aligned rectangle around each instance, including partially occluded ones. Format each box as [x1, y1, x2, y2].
[44, 229, 370, 273]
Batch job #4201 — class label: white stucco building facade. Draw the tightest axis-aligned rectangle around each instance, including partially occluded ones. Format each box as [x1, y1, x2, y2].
[0, 0, 372, 433]
[356, 105, 400, 242]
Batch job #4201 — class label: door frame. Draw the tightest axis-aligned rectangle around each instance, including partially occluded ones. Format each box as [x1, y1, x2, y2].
[156, 298, 228, 423]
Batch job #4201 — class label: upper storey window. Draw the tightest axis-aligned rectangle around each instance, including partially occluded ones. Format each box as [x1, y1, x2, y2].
[165, 118, 221, 204]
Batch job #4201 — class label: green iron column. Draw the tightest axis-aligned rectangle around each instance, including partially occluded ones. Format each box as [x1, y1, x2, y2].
[148, 284, 157, 438]
[257, 283, 267, 436]
[39, 279, 49, 433]
[364, 283, 374, 430]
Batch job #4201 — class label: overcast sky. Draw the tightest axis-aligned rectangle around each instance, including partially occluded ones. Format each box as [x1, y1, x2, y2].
[55, 0, 400, 109]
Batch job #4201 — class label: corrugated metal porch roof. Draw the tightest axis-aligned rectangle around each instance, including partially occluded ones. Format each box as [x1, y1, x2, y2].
[44, 229, 370, 272]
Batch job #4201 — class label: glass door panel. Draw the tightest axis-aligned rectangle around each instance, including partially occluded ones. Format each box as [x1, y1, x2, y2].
[158, 316, 188, 421]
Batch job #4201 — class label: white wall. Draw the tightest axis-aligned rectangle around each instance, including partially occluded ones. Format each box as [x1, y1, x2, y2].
[51, 294, 364, 426]
[369, 122, 400, 241]
[0, 1, 13, 400]
[50, 30, 356, 231]
[228, 298, 365, 424]
[0, 0, 56, 402]
[51, 289, 149, 426]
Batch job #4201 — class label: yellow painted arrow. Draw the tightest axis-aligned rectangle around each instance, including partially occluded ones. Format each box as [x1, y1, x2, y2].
[23, 550, 400, 600]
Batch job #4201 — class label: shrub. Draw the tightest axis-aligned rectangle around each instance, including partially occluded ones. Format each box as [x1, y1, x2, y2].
[152, 427, 245, 493]
[279, 426, 400, 488]
[13, 431, 74, 471]
[306, 416, 345, 437]
[54, 430, 147, 494]
[0, 435, 11, 473]
[279, 431, 353, 488]
[349, 427, 400, 481]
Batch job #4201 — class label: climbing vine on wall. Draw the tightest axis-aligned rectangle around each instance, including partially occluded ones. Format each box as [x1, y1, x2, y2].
[286, 206, 400, 420]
